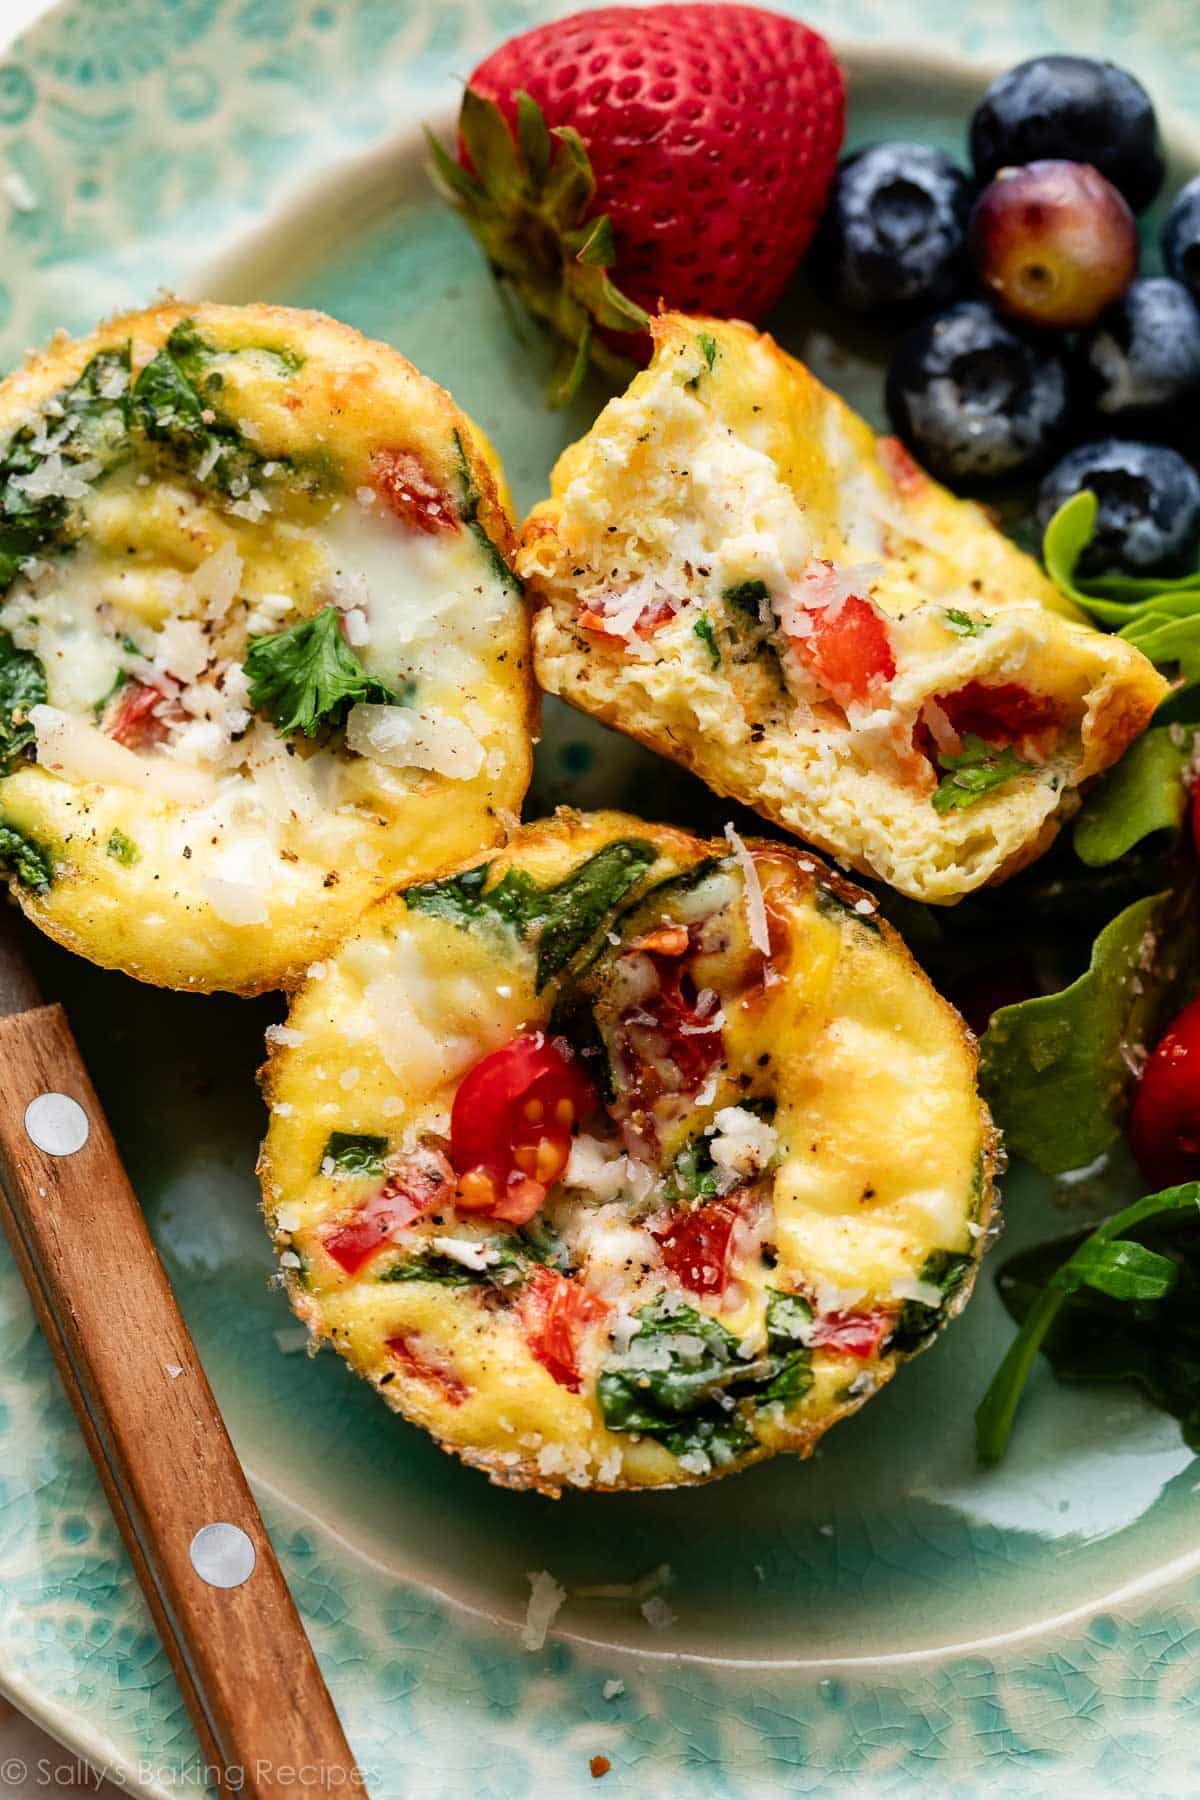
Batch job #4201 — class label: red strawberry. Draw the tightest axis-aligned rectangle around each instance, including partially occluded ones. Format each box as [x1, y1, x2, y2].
[427, 4, 844, 401]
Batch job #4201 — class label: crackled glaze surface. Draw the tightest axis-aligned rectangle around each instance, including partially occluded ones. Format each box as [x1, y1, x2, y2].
[3, 2, 1200, 1794]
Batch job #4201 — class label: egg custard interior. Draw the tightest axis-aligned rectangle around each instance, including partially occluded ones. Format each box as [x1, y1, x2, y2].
[519, 314, 1165, 904]
[260, 810, 997, 1495]
[0, 301, 532, 992]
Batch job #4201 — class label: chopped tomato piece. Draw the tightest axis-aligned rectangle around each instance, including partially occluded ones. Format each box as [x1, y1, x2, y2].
[450, 1032, 596, 1224]
[811, 1307, 894, 1359]
[619, 954, 725, 1112]
[634, 925, 691, 957]
[370, 447, 458, 535]
[385, 1334, 468, 1405]
[876, 436, 927, 498]
[653, 1201, 739, 1295]
[937, 681, 1059, 746]
[518, 1266, 609, 1392]
[109, 681, 171, 749]
[578, 595, 678, 641]
[800, 597, 895, 704]
[1129, 993, 1200, 1190]
[322, 1150, 454, 1273]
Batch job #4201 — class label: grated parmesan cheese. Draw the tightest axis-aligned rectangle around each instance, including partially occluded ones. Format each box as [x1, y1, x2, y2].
[346, 702, 485, 781]
[430, 1236, 501, 1272]
[707, 1105, 779, 1182]
[520, 1570, 566, 1651]
[723, 822, 770, 954]
[201, 876, 269, 927]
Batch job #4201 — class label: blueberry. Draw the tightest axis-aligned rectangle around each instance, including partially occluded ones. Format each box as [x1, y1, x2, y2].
[813, 142, 973, 315]
[886, 300, 1072, 486]
[970, 55, 1164, 213]
[1080, 277, 1200, 429]
[1037, 440, 1200, 575]
[1163, 175, 1200, 302]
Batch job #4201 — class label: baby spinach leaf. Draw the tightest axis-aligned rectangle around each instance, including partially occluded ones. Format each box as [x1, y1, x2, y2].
[451, 429, 521, 593]
[534, 838, 658, 987]
[723, 579, 769, 617]
[976, 1180, 1200, 1463]
[890, 1248, 975, 1355]
[0, 819, 52, 890]
[0, 632, 45, 773]
[598, 1289, 815, 1463]
[245, 605, 395, 738]
[693, 613, 721, 668]
[932, 735, 1035, 813]
[759, 1289, 814, 1404]
[979, 888, 1195, 1174]
[322, 1131, 388, 1177]
[407, 837, 658, 991]
[378, 1244, 527, 1289]
[1073, 727, 1192, 867]
[133, 320, 281, 498]
[663, 1135, 719, 1203]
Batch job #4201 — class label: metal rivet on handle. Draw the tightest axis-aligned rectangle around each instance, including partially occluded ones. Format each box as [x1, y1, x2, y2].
[189, 1522, 256, 1590]
[24, 1092, 89, 1157]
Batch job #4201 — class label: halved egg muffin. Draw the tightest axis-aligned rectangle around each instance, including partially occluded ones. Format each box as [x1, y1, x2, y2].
[0, 301, 533, 992]
[518, 314, 1164, 904]
[259, 809, 997, 1495]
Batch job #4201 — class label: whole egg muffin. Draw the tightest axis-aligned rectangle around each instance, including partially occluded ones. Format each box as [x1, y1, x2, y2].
[0, 301, 533, 992]
[259, 810, 998, 1494]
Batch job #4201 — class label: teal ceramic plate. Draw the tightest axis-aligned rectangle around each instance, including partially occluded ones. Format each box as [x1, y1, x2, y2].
[3, 2, 1200, 1793]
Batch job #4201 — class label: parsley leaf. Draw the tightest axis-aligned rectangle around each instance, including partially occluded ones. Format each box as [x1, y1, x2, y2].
[976, 1180, 1200, 1464]
[693, 613, 721, 668]
[944, 608, 991, 637]
[932, 734, 1034, 813]
[244, 605, 396, 738]
[105, 828, 139, 867]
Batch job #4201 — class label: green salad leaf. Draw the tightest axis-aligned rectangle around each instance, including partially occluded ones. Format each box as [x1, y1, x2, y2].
[105, 828, 139, 866]
[976, 1181, 1200, 1463]
[932, 735, 1035, 813]
[944, 608, 991, 638]
[406, 837, 658, 990]
[245, 605, 395, 738]
[979, 888, 1196, 1174]
[1073, 726, 1192, 867]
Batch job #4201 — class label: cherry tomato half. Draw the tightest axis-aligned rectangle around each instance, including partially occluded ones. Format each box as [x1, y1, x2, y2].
[518, 1266, 609, 1392]
[450, 1031, 597, 1223]
[1129, 993, 1200, 1190]
[799, 597, 895, 704]
[385, 1335, 468, 1405]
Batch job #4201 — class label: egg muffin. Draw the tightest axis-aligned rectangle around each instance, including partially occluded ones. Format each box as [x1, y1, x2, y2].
[518, 314, 1164, 904]
[0, 301, 533, 992]
[259, 809, 997, 1495]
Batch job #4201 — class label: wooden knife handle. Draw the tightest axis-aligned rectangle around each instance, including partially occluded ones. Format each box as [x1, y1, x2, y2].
[0, 1003, 363, 1797]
